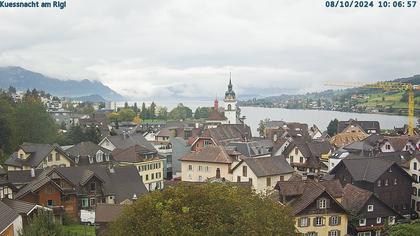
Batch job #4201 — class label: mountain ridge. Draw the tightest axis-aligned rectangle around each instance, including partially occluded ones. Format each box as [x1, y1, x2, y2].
[0, 66, 124, 101]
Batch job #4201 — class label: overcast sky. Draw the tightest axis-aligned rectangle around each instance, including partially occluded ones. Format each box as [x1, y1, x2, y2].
[1, 0, 420, 100]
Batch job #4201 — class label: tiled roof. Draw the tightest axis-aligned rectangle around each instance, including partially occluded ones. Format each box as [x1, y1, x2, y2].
[207, 110, 227, 121]
[338, 119, 380, 134]
[0, 201, 19, 233]
[240, 156, 293, 177]
[333, 157, 396, 182]
[112, 145, 159, 163]
[106, 133, 156, 151]
[341, 184, 372, 215]
[205, 124, 252, 146]
[5, 143, 72, 168]
[2, 199, 38, 215]
[331, 132, 369, 148]
[179, 146, 234, 164]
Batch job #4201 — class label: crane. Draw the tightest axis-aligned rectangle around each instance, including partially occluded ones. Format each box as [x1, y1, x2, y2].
[325, 81, 419, 136]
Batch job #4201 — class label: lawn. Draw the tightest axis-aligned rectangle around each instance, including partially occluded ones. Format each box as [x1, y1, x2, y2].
[360, 92, 420, 110]
[63, 224, 95, 236]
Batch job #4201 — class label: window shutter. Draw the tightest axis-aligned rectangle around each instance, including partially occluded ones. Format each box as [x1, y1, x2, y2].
[337, 230, 341, 236]
[328, 231, 331, 236]
[323, 217, 326, 226]
[329, 216, 332, 226]
[316, 199, 320, 208]
[338, 216, 341, 225]
[313, 217, 317, 226]
[307, 217, 311, 226]
[298, 218, 301, 227]
[326, 199, 331, 208]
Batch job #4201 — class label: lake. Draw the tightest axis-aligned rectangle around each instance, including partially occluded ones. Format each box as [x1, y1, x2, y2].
[118, 101, 413, 136]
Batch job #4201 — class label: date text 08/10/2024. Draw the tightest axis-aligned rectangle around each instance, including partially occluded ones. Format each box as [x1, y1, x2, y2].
[325, 0, 417, 8]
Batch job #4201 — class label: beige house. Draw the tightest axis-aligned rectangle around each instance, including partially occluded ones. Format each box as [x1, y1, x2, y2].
[231, 155, 294, 194]
[179, 146, 241, 182]
[112, 145, 164, 191]
[4, 143, 73, 171]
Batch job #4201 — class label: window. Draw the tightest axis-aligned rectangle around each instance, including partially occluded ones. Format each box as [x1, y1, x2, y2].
[188, 165, 193, 171]
[55, 153, 60, 161]
[377, 180, 381, 187]
[306, 232, 317, 236]
[376, 217, 381, 224]
[47, 200, 54, 207]
[145, 174, 149, 181]
[249, 178, 253, 185]
[82, 198, 89, 207]
[96, 152, 103, 162]
[388, 167, 392, 173]
[389, 216, 395, 225]
[375, 230, 381, 236]
[105, 154, 110, 162]
[414, 162, 418, 170]
[90, 198, 96, 206]
[359, 218, 366, 226]
[48, 154, 53, 161]
[330, 216, 340, 225]
[243, 166, 247, 177]
[367, 204, 374, 212]
[205, 166, 209, 172]
[299, 217, 309, 227]
[385, 179, 389, 186]
[358, 232, 371, 236]
[413, 174, 418, 182]
[198, 166, 202, 171]
[151, 173, 155, 179]
[314, 217, 323, 226]
[385, 144, 391, 150]
[329, 230, 339, 236]
[266, 177, 271, 187]
[204, 140, 210, 146]
[280, 175, 284, 181]
[318, 198, 327, 209]
[393, 178, 397, 185]
[295, 148, 299, 155]
[90, 182, 96, 191]
[300, 157, 304, 163]
[89, 156, 93, 164]
[237, 176, 241, 182]
[290, 156, 294, 163]
[19, 153, 24, 159]
[198, 176, 202, 181]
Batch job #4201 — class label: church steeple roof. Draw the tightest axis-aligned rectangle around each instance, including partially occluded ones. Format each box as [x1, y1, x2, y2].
[225, 73, 236, 100]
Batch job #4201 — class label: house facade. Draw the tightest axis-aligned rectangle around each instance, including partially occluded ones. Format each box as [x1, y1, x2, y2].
[4, 143, 73, 171]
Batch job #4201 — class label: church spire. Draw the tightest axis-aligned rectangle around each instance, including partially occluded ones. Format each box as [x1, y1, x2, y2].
[228, 72, 233, 91]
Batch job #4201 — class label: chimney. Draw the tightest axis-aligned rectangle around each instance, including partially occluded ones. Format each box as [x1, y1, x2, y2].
[30, 168, 35, 178]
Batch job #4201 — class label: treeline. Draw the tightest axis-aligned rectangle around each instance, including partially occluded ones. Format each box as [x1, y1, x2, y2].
[0, 90, 58, 162]
[111, 102, 213, 122]
[0, 90, 101, 163]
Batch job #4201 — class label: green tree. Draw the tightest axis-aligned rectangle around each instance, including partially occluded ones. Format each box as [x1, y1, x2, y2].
[107, 183, 295, 236]
[327, 118, 339, 136]
[157, 106, 168, 120]
[119, 108, 136, 121]
[168, 103, 193, 120]
[257, 118, 270, 137]
[149, 102, 156, 119]
[389, 221, 420, 236]
[194, 107, 211, 119]
[19, 210, 63, 236]
[8, 86, 16, 94]
[133, 102, 138, 113]
[15, 98, 57, 144]
[141, 102, 148, 119]
[124, 102, 129, 108]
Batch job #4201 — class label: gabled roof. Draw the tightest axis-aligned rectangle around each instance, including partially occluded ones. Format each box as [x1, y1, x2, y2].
[227, 141, 271, 157]
[330, 132, 369, 148]
[237, 156, 293, 177]
[65, 141, 111, 157]
[331, 156, 408, 183]
[2, 199, 38, 216]
[276, 180, 346, 215]
[207, 109, 227, 121]
[205, 124, 252, 146]
[179, 146, 234, 164]
[105, 133, 156, 151]
[5, 143, 73, 168]
[112, 145, 159, 163]
[0, 201, 19, 233]
[14, 176, 62, 199]
[338, 119, 380, 134]
[341, 184, 403, 218]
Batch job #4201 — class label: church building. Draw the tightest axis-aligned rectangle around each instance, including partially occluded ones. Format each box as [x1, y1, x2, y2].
[224, 77, 242, 124]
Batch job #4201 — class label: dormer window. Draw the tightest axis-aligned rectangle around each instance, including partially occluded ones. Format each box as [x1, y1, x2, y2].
[19, 153, 24, 159]
[96, 151, 103, 163]
[75, 156, 80, 164]
[88, 155, 93, 164]
[105, 153, 110, 162]
[367, 205, 374, 212]
[90, 182, 96, 191]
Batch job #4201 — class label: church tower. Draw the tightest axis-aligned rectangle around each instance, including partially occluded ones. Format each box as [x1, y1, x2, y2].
[224, 74, 240, 124]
